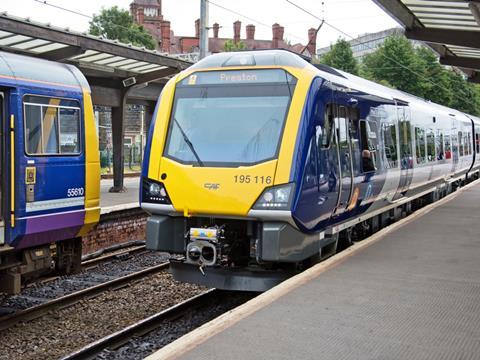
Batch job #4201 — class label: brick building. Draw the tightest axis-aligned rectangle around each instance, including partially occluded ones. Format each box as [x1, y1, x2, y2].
[129, 0, 316, 56]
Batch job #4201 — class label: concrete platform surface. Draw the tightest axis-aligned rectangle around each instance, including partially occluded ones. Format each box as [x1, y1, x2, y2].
[100, 177, 140, 211]
[152, 182, 480, 360]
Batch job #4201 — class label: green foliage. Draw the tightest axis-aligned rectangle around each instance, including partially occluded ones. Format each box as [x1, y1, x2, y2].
[89, 6, 156, 50]
[320, 39, 359, 75]
[223, 40, 247, 52]
[361, 34, 480, 116]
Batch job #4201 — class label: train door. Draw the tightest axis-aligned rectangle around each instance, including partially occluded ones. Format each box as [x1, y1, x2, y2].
[394, 104, 413, 198]
[0, 92, 3, 245]
[450, 117, 459, 173]
[333, 105, 354, 215]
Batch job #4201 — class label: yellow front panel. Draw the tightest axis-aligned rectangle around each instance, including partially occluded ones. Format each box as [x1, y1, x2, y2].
[78, 90, 100, 235]
[161, 158, 277, 216]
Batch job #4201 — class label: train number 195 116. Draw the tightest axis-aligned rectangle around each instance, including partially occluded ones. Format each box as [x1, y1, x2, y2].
[234, 175, 272, 184]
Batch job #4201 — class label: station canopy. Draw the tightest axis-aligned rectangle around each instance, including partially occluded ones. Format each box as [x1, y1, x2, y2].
[373, 0, 480, 83]
[0, 12, 192, 88]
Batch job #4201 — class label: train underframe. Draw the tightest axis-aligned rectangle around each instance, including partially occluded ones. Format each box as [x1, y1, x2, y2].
[0, 237, 82, 294]
[147, 172, 479, 292]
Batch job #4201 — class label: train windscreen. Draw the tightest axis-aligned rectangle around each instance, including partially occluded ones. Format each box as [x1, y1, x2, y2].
[164, 69, 296, 167]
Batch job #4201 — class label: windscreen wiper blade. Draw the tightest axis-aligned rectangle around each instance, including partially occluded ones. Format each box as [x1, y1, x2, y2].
[173, 117, 204, 167]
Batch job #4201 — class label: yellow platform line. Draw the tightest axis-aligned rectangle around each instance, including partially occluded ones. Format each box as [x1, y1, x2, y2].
[146, 178, 480, 360]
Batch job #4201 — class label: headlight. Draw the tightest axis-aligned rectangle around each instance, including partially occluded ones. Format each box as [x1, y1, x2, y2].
[142, 178, 171, 204]
[252, 183, 294, 210]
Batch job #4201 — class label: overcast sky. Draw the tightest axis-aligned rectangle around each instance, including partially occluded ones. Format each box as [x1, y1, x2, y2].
[2, 0, 400, 48]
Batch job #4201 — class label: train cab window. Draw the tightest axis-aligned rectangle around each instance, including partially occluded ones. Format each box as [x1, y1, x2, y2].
[382, 123, 398, 168]
[24, 95, 81, 155]
[426, 129, 435, 162]
[415, 127, 426, 164]
[458, 131, 464, 156]
[436, 130, 445, 160]
[359, 120, 378, 172]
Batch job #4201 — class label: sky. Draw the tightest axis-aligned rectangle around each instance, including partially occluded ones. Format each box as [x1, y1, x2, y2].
[1, 0, 400, 49]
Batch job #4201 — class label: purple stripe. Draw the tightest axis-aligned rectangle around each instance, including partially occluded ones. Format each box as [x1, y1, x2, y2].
[25, 211, 85, 234]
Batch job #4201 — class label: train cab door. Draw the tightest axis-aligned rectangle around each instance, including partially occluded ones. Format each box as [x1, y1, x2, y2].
[333, 104, 354, 215]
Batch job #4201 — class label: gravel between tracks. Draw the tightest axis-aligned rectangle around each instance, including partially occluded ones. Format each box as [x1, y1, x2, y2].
[0, 251, 170, 311]
[0, 272, 205, 360]
[95, 292, 255, 360]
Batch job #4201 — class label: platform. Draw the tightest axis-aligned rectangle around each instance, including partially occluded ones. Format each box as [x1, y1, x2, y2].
[100, 177, 140, 213]
[150, 181, 480, 360]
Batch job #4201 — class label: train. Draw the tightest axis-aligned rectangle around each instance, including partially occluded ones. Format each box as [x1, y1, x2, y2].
[0, 51, 100, 293]
[141, 49, 480, 292]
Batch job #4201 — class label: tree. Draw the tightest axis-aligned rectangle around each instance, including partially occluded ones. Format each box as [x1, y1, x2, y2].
[320, 38, 359, 75]
[223, 40, 246, 52]
[89, 6, 156, 50]
[362, 35, 427, 97]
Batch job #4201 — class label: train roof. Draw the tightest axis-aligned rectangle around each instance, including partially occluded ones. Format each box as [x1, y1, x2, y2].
[193, 49, 476, 122]
[0, 51, 89, 92]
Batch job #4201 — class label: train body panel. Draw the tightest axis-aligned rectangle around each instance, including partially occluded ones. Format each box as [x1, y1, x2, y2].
[142, 50, 480, 291]
[0, 51, 99, 292]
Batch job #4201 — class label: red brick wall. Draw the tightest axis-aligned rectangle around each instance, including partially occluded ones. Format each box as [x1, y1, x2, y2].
[82, 209, 148, 255]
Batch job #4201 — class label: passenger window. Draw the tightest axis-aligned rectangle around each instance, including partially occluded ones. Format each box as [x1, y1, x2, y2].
[436, 130, 444, 160]
[426, 129, 435, 162]
[466, 132, 472, 155]
[444, 133, 452, 159]
[320, 104, 334, 148]
[476, 131, 480, 154]
[458, 131, 464, 156]
[360, 120, 378, 173]
[415, 127, 426, 164]
[24, 95, 81, 155]
[382, 122, 398, 168]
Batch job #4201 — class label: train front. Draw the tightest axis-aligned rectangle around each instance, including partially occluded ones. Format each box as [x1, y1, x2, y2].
[141, 50, 316, 291]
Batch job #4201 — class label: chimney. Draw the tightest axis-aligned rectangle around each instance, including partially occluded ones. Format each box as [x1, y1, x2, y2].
[246, 24, 255, 40]
[272, 23, 284, 48]
[160, 20, 171, 52]
[233, 20, 241, 43]
[307, 27, 317, 56]
[195, 18, 200, 38]
[213, 23, 219, 38]
[138, 7, 145, 25]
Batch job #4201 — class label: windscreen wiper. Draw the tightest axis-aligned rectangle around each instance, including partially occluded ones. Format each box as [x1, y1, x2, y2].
[173, 117, 204, 167]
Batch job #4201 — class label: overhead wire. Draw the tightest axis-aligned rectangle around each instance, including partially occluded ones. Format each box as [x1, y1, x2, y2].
[285, 0, 473, 103]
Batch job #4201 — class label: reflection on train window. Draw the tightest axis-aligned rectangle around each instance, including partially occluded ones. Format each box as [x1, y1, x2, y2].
[415, 127, 426, 164]
[426, 129, 435, 162]
[466, 132, 472, 156]
[458, 131, 464, 156]
[382, 123, 397, 168]
[359, 120, 378, 173]
[399, 120, 412, 169]
[24, 95, 81, 156]
[436, 130, 444, 160]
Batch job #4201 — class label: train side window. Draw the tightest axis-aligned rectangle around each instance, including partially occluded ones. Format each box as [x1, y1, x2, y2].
[415, 127, 426, 164]
[320, 104, 334, 148]
[436, 130, 444, 160]
[382, 123, 398, 168]
[359, 120, 378, 172]
[458, 131, 464, 156]
[444, 133, 452, 159]
[24, 95, 81, 156]
[476, 130, 480, 154]
[426, 129, 435, 162]
[466, 132, 472, 155]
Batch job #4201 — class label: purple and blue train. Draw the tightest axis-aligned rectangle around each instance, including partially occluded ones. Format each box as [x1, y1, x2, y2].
[142, 50, 480, 291]
[0, 51, 100, 293]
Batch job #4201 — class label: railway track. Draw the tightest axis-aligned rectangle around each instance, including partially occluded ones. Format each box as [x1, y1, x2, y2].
[60, 289, 256, 360]
[0, 261, 169, 332]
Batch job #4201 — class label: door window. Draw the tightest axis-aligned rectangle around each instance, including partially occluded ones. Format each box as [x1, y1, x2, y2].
[360, 120, 378, 173]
